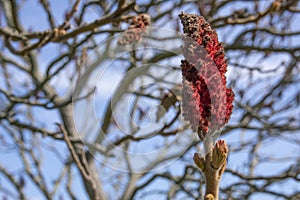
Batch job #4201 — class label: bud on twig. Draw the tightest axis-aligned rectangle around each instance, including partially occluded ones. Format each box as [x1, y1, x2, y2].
[211, 140, 228, 170]
[205, 194, 215, 200]
[193, 153, 206, 171]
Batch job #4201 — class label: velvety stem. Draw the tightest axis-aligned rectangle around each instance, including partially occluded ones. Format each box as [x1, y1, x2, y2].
[204, 152, 220, 200]
[194, 139, 228, 200]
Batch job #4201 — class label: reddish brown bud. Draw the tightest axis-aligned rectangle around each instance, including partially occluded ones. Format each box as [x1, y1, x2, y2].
[118, 14, 151, 45]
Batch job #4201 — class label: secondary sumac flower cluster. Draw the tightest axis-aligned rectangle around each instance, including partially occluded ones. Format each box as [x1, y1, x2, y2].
[118, 14, 151, 45]
[179, 12, 234, 139]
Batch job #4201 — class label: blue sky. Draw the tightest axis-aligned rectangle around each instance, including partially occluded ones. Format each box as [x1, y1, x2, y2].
[1, 0, 300, 200]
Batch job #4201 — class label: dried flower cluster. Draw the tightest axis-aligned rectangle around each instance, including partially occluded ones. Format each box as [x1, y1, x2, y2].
[118, 14, 151, 45]
[179, 12, 234, 139]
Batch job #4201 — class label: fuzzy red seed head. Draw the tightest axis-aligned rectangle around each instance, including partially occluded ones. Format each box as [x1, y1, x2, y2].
[179, 12, 234, 139]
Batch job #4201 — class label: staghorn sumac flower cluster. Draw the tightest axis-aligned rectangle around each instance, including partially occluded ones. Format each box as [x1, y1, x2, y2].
[179, 12, 234, 140]
[118, 14, 151, 46]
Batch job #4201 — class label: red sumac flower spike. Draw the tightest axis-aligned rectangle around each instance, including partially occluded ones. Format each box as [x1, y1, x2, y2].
[179, 12, 234, 138]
